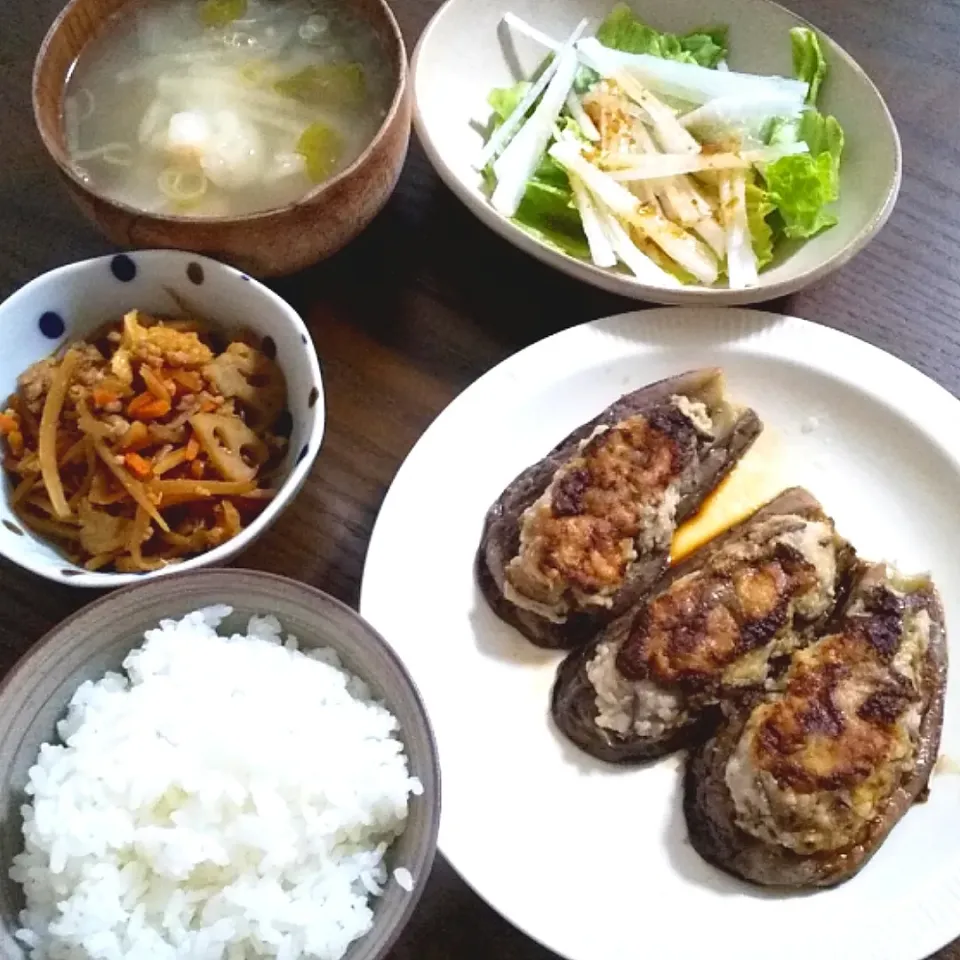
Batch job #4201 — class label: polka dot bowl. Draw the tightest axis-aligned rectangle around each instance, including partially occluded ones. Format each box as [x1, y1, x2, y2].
[0, 250, 324, 588]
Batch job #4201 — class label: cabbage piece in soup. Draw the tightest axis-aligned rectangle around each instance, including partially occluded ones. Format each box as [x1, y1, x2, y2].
[63, 0, 394, 217]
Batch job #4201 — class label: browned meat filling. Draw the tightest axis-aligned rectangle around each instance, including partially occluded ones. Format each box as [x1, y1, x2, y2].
[616, 518, 837, 689]
[728, 582, 932, 853]
[505, 402, 706, 618]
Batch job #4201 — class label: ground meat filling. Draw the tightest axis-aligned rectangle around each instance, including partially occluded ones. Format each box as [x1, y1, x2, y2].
[615, 517, 839, 689]
[726, 584, 932, 854]
[504, 397, 711, 620]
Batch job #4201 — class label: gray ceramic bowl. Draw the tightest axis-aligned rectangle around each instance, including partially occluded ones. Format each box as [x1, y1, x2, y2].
[0, 569, 440, 960]
[413, 0, 902, 305]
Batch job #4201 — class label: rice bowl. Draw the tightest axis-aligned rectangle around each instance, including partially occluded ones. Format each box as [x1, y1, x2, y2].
[6, 595, 432, 960]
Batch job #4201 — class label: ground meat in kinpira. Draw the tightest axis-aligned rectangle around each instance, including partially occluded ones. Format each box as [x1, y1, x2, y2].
[506, 406, 697, 609]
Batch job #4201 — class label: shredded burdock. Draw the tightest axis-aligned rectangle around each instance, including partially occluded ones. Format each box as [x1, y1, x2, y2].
[0, 310, 289, 572]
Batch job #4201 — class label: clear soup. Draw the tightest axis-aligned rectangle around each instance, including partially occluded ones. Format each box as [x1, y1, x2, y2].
[63, 0, 394, 217]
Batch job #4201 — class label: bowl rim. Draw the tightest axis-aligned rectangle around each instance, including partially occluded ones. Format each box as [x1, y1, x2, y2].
[410, 0, 903, 305]
[0, 249, 325, 588]
[0, 566, 442, 960]
[32, 0, 410, 225]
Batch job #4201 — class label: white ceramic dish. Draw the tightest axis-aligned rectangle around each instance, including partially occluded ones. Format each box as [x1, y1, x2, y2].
[361, 308, 960, 960]
[412, 0, 901, 305]
[0, 250, 324, 588]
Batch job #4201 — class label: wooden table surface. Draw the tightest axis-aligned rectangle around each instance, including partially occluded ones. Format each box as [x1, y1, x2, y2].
[2, 0, 960, 956]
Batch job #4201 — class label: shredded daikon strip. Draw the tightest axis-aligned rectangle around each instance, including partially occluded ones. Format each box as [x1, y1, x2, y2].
[719, 170, 758, 289]
[596, 209, 681, 286]
[549, 141, 717, 283]
[492, 44, 583, 216]
[502, 12, 561, 51]
[605, 142, 808, 179]
[499, 10, 600, 141]
[693, 217, 727, 258]
[680, 93, 805, 140]
[628, 123, 715, 225]
[548, 140, 641, 219]
[476, 20, 587, 171]
[565, 93, 601, 141]
[576, 38, 808, 106]
[612, 72, 700, 154]
[569, 174, 617, 267]
[632, 205, 718, 285]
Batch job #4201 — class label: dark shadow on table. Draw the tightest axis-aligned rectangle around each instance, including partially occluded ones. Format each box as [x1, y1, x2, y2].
[388, 853, 560, 960]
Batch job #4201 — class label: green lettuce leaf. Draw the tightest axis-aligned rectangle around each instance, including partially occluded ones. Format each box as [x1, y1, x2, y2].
[763, 149, 840, 239]
[797, 110, 843, 158]
[790, 27, 827, 105]
[761, 86, 845, 241]
[745, 181, 776, 268]
[487, 81, 531, 124]
[512, 178, 590, 259]
[596, 4, 728, 67]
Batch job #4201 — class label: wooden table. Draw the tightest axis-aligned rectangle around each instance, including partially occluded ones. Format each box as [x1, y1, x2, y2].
[2, 0, 960, 956]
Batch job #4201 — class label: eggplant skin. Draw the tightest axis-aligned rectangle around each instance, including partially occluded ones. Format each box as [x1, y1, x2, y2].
[684, 567, 947, 889]
[550, 487, 855, 765]
[476, 368, 762, 650]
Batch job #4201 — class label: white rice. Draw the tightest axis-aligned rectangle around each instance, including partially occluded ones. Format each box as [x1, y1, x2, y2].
[10, 606, 423, 960]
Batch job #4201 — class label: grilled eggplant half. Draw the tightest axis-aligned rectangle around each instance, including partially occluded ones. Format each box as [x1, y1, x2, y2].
[685, 562, 947, 888]
[477, 369, 762, 649]
[551, 488, 857, 763]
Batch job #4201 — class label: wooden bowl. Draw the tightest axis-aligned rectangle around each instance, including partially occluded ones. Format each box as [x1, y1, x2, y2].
[0, 569, 441, 959]
[33, 0, 411, 278]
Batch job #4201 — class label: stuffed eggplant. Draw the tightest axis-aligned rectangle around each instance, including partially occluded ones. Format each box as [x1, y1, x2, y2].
[477, 369, 762, 649]
[684, 562, 947, 888]
[551, 488, 857, 763]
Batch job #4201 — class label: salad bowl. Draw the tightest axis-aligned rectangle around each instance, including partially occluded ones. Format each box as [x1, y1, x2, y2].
[412, 0, 901, 304]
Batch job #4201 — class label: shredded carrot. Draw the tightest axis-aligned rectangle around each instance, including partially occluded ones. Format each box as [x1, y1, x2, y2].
[38, 349, 80, 519]
[190, 458, 205, 479]
[7, 431, 24, 457]
[91, 387, 120, 409]
[93, 438, 170, 532]
[127, 393, 172, 421]
[124, 452, 153, 479]
[0, 414, 18, 434]
[185, 435, 200, 461]
[200, 399, 218, 413]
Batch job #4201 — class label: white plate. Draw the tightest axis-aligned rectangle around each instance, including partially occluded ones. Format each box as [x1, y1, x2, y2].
[360, 308, 960, 960]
